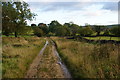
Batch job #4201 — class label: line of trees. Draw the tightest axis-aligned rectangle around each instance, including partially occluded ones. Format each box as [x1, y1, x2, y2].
[31, 21, 94, 37]
[2, 1, 120, 37]
[31, 21, 120, 37]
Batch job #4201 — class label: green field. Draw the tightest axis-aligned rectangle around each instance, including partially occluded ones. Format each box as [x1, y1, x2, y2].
[84, 37, 120, 41]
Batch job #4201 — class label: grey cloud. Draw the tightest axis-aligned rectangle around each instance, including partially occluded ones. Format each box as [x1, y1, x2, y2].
[102, 2, 118, 11]
[28, 2, 93, 12]
[28, 2, 118, 12]
[39, 2, 83, 12]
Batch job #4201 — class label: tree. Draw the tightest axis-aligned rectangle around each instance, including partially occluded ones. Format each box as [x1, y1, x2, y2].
[93, 26, 101, 36]
[38, 23, 49, 35]
[2, 2, 15, 36]
[63, 25, 71, 36]
[69, 23, 80, 36]
[2, 1, 36, 37]
[64, 23, 71, 27]
[79, 26, 94, 36]
[103, 29, 110, 36]
[31, 24, 36, 27]
[49, 20, 62, 33]
[33, 27, 43, 37]
[55, 26, 67, 36]
[93, 25, 105, 36]
[64, 22, 81, 36]
[110, 26, 120, 36]
[18, 26, 33, 35]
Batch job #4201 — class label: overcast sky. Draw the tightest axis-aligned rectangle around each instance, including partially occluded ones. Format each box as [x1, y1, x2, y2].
[23, 0, 119, 26]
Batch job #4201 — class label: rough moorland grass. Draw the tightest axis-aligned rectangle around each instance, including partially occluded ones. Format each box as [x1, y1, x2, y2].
[2, 37, 45, 78]
[84, 37, 120, 41]
[51, 37, 120, 78]
[2, 35, 34, 37]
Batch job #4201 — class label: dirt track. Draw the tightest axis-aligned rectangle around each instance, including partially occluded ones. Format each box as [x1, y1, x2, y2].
[25, 41, 48, 78]
[25, 40, 71, 78]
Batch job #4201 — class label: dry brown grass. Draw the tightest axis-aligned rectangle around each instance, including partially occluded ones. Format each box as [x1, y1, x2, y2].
[2, 37, 46, 78]
[51, 37, 120, 78]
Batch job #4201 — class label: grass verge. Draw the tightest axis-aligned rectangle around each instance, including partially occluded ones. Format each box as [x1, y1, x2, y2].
[2, 37, 45, 78]
[51, 37, 120, 78]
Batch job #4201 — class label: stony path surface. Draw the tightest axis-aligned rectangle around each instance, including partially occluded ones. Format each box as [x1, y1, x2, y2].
[25, 39, 71, 78]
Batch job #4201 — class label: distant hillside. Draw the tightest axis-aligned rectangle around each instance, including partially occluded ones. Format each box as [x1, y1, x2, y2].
[81, 24, 120, 28]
